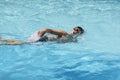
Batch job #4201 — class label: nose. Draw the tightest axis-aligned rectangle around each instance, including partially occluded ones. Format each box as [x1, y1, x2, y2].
[71, 30, 77, 34]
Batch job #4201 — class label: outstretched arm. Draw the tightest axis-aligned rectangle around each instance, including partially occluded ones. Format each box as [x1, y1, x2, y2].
[38, 28, 68, 38]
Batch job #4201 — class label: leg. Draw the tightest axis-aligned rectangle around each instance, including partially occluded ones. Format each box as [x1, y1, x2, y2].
[0, 35, 33, 45]
[6, 40, 23, 45]
[0, 36, 2, 40]
[0, 40, 23, 45]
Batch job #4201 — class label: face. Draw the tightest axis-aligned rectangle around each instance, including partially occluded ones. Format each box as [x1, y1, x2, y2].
[71, 28, 81, 34]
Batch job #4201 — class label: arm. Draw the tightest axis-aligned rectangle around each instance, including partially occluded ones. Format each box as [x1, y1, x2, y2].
[38, 28, 68, 38]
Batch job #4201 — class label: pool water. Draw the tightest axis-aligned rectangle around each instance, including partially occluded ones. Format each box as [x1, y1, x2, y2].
[0, 0, 120, 80]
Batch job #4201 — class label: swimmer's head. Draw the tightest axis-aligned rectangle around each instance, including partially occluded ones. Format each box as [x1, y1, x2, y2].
[71, 26, 84, 35]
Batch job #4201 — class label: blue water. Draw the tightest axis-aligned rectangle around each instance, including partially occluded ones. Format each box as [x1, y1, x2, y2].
[0, 0, 120, 80]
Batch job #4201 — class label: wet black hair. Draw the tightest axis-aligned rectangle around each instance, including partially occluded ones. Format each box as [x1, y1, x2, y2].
[75, 26, 84, 34]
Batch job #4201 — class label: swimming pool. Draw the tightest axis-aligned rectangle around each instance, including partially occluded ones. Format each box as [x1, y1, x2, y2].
[0, 0, 120, 80]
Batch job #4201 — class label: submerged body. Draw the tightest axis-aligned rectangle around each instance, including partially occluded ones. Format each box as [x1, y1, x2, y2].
[0, 26, 84, 45]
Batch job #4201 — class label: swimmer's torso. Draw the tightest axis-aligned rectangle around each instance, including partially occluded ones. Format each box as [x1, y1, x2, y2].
[27, 31, 77, 43]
